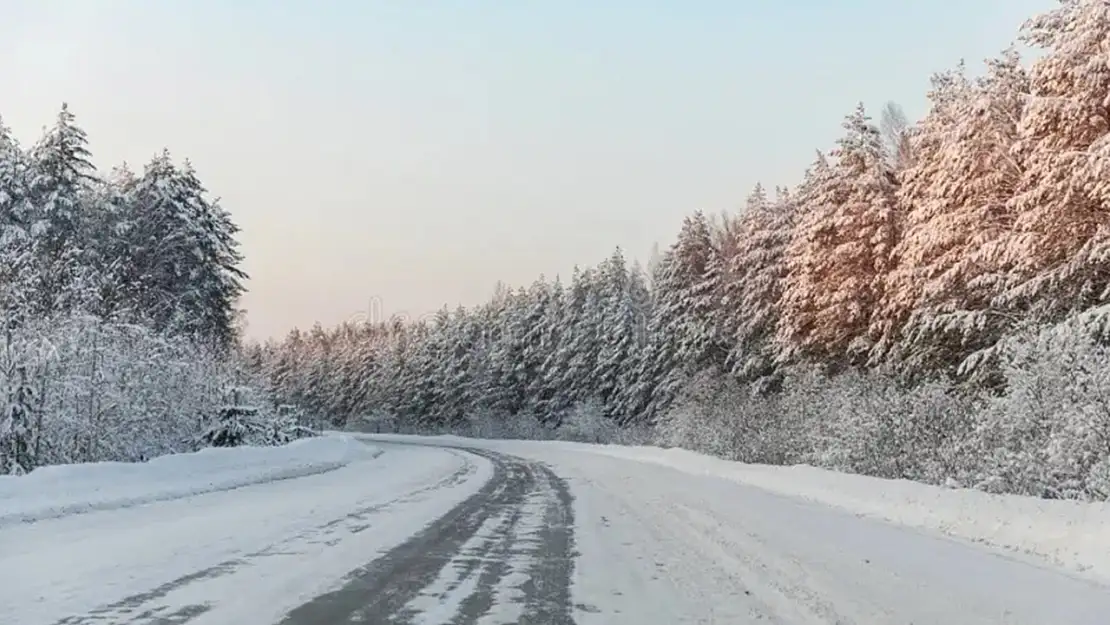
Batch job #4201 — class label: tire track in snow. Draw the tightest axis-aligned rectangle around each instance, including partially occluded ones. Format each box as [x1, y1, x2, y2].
[48, 450, 481, 625]
[277, 446, 578, 625]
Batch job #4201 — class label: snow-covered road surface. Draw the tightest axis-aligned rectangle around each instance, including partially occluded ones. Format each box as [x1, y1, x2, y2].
[0, 440, 575, 625]
[523, 446, 1110, 624]
[4, 436, 1110, 624]
[0, 442, 494, 625]
[279, 446, 575, 625]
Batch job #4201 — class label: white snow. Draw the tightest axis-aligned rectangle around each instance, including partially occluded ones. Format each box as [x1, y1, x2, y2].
[401, 509, 510, 623]
[0, 435, 381, 527]
[560, 442, 1110, 584]
[5, 432, 1110, 624]
[475, 486, 549, 625]
[0, 438, 492, 625]
[363, 433, 1110, 586]
[551, 448, 1110, 624]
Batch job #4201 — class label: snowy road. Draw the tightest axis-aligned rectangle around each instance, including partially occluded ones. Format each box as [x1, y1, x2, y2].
[278, 446, 576, 625]
[508, 443, 1110, 624]
[4, 436, 1110, 624]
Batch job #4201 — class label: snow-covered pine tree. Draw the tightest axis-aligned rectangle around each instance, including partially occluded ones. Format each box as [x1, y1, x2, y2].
[82, 164, 139, 321]
[727, 184, 798, 381]
[0, 117, 36, 317]
[539, 269, 581, 419]
[632, 214, 715, 424]
[614, 263, 651, 424]
[998, 0, 1110, 334]
[527, 278, 565, 420]
[26, 103, 97, 317]
[666, 212, 715, 371]
[543, 266, 601, 420]
[119, 153, 246, 350]
[321, 324, 355, 422]
[0, 117, 33, 229]
[118, 152, 193, 334]
[307, 323, 343, 422]
[265, 328, 304, 409]
[877, 51, 1028, 374]
[391, 321, 421, 424]
[0, 316, 35, 474]
[778, 106, 899, 369]
[410, 309, 451, 426]
[595, 249, 638, 421]
[201, 386, 260, 448]
[177, 160, 247, 350]
[441, 306, 480, 425]
[684, 224, 732, 374]
[482, 288, 525, 417]
[627, 254, 672, 426]
[568, 270, 605, 414]
[519, 278, 558, 420]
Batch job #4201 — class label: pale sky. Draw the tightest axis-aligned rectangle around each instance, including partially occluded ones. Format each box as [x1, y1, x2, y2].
[1, 0, 1053, 341]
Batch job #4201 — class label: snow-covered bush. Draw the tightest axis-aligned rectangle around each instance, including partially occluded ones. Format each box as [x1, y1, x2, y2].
[275, 404, 319, 438]
[200, 385, 315, 449]
[608, 421, 654, 446]
[655, 369, 806, 465]
[652, 325, 1110, 502]
[969, 326, 1110, 500]
[0, 314, 306, 474]
[654, 370, 738, 458]
[463, 408, 505, 439]
[557, 399, 618, 443]
[0, 319, 36, 475]
[355, 409, 396, 434]
[782, 368, 977, 483]
[501, 411, 556, 440]
[0, 314, 227, 470]
[653, 364, 980, 486]
[201, 405, 259, 448]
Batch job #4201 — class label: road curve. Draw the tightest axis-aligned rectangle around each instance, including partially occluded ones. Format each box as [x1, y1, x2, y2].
[10, 435, 1110, 625]
[2, 442, 501, 625]
[354, 435, 1110, 624]
[279, 445, 578, 625]
[482, 440, 1110, 625]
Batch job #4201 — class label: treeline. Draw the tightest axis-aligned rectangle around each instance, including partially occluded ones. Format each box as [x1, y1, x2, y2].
[252, 0, 1110, 500]
[0, 104, 267, 475]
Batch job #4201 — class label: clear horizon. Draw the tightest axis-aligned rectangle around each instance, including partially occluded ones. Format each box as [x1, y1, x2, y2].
[1, 0, 1054, 341]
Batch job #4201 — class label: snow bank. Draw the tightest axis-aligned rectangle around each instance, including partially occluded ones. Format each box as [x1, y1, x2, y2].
[0, 435, 382, 526]
[353, 432, 1110, 583]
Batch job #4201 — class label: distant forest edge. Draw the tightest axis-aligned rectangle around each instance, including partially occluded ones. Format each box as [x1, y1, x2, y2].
[6, 1, 1110, 501]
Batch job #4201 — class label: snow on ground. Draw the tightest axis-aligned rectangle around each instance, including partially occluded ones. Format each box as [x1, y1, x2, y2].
[583, 443, 1110, 584]
[352, 433, 1110, 623]
[5, 432, 1110, 624]
[398, 482, 549, 625]
[0, 435, 381, 527]
[362, 432, 1110, 586]
[0, 439, 492, 625]
[552, 447, 1110, 624]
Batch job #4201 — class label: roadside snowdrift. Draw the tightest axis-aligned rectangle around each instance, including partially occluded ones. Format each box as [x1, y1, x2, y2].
[359, 433, 1110, 583]
[0, 435, 381, 526]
